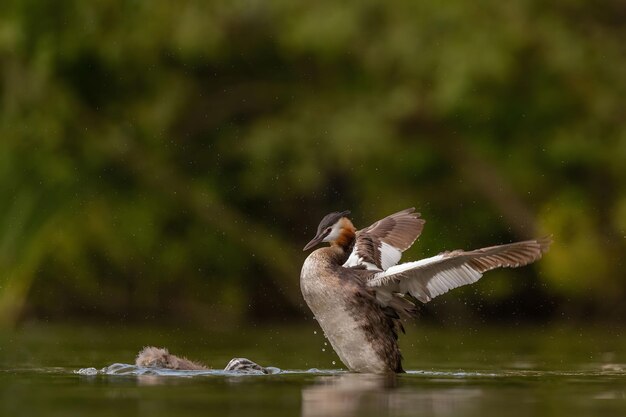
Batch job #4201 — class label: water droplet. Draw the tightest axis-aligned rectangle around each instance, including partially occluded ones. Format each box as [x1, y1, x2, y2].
[332, 361, 336, 365]
[322, 348, 326, 352]
[313, 331, 317, 334]
[323, 342, 328, 346]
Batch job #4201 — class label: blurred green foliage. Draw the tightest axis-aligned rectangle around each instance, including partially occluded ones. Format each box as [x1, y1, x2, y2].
[0, 0, 625, 328]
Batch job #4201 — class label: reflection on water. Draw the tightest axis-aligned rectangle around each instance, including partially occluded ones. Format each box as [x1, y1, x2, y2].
[301, 373, 482, 417]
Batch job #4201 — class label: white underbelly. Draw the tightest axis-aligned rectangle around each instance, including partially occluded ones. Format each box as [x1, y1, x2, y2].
[301, 256, 387, 373]
[310, 297, 386, 373]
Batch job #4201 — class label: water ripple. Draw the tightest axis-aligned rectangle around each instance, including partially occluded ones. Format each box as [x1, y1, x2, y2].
[74, 363, 344, 377]
[72, 364, 626, 378]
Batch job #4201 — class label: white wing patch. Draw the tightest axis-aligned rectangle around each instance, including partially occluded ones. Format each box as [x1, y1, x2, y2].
[379, 242, 402, 270]
[343, 242, 403, 271]
[371, 254, 446, 279]
[408, 264, 482, 302]
[368, 254, 483, 303]
[343, 250, 379, 271]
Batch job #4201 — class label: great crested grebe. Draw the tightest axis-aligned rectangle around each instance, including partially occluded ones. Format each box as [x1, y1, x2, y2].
[301, 208, 551, 373]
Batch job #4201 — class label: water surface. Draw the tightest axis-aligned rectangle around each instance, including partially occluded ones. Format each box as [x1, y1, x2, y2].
[1, 324, 626, 416]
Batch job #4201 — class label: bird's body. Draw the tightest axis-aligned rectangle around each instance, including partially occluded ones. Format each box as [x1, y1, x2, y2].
[301, 208, 551, 374]
[301, 246, 403, 372]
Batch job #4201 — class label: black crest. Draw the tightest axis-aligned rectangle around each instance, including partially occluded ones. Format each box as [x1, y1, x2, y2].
[316, 210, 351, 234]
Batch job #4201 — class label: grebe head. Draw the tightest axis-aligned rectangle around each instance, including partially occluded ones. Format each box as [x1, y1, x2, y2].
[303, 210, 355, 251]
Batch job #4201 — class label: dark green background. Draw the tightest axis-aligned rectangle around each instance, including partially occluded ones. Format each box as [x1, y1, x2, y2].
[1, 0, 625, 329]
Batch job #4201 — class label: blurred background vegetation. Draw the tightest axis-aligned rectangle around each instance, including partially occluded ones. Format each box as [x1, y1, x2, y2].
[1, 0, 625, 330]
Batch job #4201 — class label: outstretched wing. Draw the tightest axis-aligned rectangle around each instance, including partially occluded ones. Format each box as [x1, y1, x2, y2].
[367, 237, 552, 303]
[343, 208, 425, 271]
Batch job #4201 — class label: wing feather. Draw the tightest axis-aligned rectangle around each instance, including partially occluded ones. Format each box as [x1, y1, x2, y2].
[368, 237, 552, 303]
[343, 208, 425, 271]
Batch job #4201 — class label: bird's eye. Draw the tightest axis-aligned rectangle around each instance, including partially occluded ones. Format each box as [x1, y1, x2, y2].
[326, 227, 332, 233]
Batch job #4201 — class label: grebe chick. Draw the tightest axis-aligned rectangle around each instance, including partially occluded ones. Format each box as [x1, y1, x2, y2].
[136, 346, 269, 374]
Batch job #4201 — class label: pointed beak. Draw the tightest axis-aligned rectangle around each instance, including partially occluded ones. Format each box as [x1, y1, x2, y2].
[303, 234, 325, 251]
